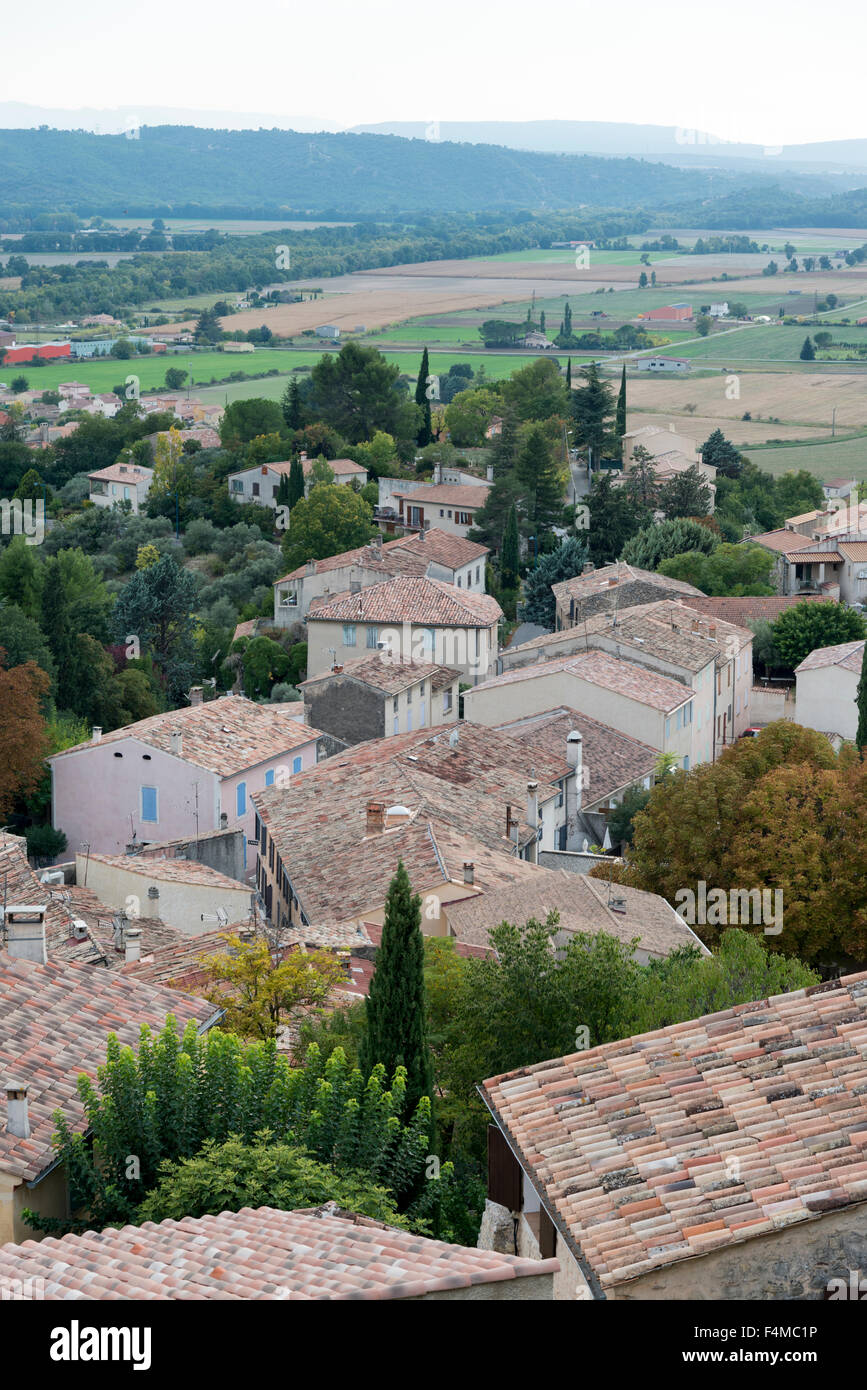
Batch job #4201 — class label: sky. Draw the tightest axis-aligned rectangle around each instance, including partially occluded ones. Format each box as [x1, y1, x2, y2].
[4, 0, 867, 147]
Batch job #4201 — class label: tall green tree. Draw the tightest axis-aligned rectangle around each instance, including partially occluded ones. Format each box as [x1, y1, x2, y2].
[280, 484, 374, 571]
[615, 363, 627, 439]
[770, 600, 866, 674]
[360, 862, 434, 1119]
[415, 347, 433, 447]
[281, 376, 305, 431]
[516, 426, 563, 527]
[113, 553, 198, 700]
[857, 641, 867, 754]
[521, 536, 588, 628]
[287, 456, 305, 510]
[311, 342, 420, 444]
[565, 357, 572, 390]
[500, 502, 519, 589]
[571, 362, 616, 467]
[490, 405, 519, 477]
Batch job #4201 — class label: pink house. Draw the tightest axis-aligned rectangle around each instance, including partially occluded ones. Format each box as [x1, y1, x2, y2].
[48, 695, 325, 869]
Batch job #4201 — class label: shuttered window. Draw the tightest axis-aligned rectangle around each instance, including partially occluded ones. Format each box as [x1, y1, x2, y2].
[487, 1124, 522, 1210]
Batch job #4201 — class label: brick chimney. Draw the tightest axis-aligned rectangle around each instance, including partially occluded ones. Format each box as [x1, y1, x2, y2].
[306, 558, 317, 575]
[189, 686, 204, 706]
[169, 731, 183, 756]
[5, 1083, 30, 1139]
[366, 801, 385, 835]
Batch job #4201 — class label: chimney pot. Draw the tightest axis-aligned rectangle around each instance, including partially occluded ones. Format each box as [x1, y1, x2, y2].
[169, 731, 182, 756]
[305, 558, 317, 575]
[124, 928, 142, 964]
[526, 780, 539, 832]
[5, 1083, 30, 1139]
[189, 686, 203, 706]
[486, 463, 494, 482]
[91, 726, 103, 743]
[366, 801, 385, 835]
[463, 861, 474, 885]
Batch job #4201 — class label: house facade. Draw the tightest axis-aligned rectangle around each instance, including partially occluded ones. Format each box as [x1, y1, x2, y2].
[88, 461, 153, 513]
[300, 657, 460, 744]
[795, 639, 863, 740]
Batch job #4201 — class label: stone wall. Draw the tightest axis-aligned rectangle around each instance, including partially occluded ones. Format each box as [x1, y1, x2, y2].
[304, 679, 385, 746]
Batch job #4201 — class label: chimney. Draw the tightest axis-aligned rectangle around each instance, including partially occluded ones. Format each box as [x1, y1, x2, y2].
[375, 533, 382, 550]
[305, 558, 317, 575]
[566, 730, 583, 828]
[463, 861, 474, 885]
[2, 906, 47, 964]
[486, 463, 494, 482]
[505, 805, 514, 840]
[299, 451, 308, 462]
[220, 811, 228, 828]
[434, 462, 443, 485]
[189, 686, 204, 706]
[526, 780, 539, 831]
[91, 726, 103, 743]
[169, 731, 182, 757]
[147, 885, 160, 920]
[608, 577, 619, 588]
[124, 928, 142, 963]
[5, 1083, 30, 1139]
[366, 801, 385, 835]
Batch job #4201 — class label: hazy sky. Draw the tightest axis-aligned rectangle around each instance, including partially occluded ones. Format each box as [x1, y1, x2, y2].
[5, 0, 867, 146]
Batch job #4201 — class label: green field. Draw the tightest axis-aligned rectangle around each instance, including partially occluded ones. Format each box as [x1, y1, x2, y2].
[1, 349, 301, 395]
[743, 434, 867, 480]
[465, 247, 674, 266]
[668, 322, 867, 365]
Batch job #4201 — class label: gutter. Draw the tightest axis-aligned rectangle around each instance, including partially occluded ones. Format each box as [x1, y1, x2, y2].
[476, 1083, 607, 1301]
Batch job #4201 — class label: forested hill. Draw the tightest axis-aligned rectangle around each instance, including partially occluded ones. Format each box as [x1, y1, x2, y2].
[0, 125, 763, 217]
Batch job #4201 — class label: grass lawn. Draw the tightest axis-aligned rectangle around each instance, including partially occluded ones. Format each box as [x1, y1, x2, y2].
[2, 349, 302, 395]
[672, 323, 867, 365]
[743, 434, 867, 480]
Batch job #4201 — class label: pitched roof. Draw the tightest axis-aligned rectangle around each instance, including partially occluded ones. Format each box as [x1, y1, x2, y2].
[0, 953, 218, 1182]
[678, 594, 828, 625]
[301, 656, 459, 695]
[505, 599, 749, 671]
[837, 542, 867, 561]
[397, 483, 490, 508]
[749, 529, 814, 554]
[552, 562, 704, 605]
[495, 707, 657, 807]
[307, 575, 502, 628]
[784, 550, 844, 563]
[275, 529, 488, 586]
[469, 650, 693, 713]
[47, 696, 322, 778]
[446, 870, 707, 960]
[0, 1204, 557, 1299]
[253, 723, 569, 923]
[87, 464, 153, 484]
[795, 639, 865, 674]
[302, 456, 367, 477]
[83, 854, 249, 892]
[480, 972, 867, 1295]
[386, 528, 489, 569]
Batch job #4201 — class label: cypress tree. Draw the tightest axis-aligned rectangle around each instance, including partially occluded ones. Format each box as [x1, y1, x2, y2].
[287, 456, 305, 510]
[415, 347, 433, 447]
[563, 301, 572, 338]
[616, 363, 627, 439]
[566, 357, 572, 390]
[501, 502, 519, 589]
[281, 376, 304, 430]
[360, 862, 433, 1118]
[540, 310, 546, 334]
[490, 405, 519, 476]
[276, 474, 291, 509]
[856, 642, 867, 754]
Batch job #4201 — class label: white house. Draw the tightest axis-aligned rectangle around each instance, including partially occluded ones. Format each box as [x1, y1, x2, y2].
[228, 454, 368, 508]
[88, 462, 153, 514]
[795, 639, 863, 741]
[315, 325, 341, 339]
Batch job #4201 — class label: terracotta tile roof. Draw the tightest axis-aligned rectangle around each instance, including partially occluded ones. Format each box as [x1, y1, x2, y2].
[0, 953, 218, 1182]
[481, 972, 867, 1294]
[47, 696, 323, 778]
[552, 562, 704, 604]
[301, 656, 459, 696]
[253, 723, 569, 923]
[494, 707, 657, 808]
[276, 541, 424, 585]
[0, 1204, 557, 1299]
[784, 550, 844, 563]
[837, 542, 867, 561]
[679, 594, 828, 625]
[398, 483, 490, 508]
[120, 921, 367, 990]
[795, 639, 865, 674]
[307, 576, 502, 628]
[302, 456, 368, 477]
[446, 870, 708, 960]
[750, 529, 814, 554]
[386, 529, 489, 569]
[470, 650, 693, 713]
[84, 853, 249, 891]
[87, 464, 153, 485]
[275, 529, 487, 586]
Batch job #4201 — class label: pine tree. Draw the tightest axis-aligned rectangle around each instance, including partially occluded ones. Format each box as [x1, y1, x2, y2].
[800, 336, 815, 361]
[616, 363, 627, 439]
[414, 347, 433, 447]
[490, 405, 519, 477]
[516, 427, 563, 527]
[571, 362, 616, 468]
[281, 377, 304, 431]
[360, 862, 433, 1118]
[501, 502, 519, 589]
[856, 642, 867, 754]
[287, 456, 305, 510]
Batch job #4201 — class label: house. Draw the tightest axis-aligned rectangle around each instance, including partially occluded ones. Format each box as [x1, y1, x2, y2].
[88, 461, 153, 513]
[822, 478, 858, 502]
[75, 853, 253, 934]
[479, 973, 867, 1300]
[300, 657, 460, 744]
[0, 951, 218, 1244]
[48, 694, 327, 860]
[227, 454, 368, 508]
[272, 529, 489, 623]
[795, 639, 864, 741]
[502, 599, 753, 760]
[519, 330, 554, 349]
[444, 871, 709, 964]
[315, 324, 341, 339]
[749, 528, 847, 600]
[251, 721, 581, 930]
[463, 649, 698, 769]
[634, 356, 690, 372]
[305, 575, 502, 684]
[709, 302, 729, 317]
[552, 562, 704, 631]
[637, 303, 693, 321]
[0, 1203, 556, 1299]
[621, 425, 703, 468]
[388, 483, 490, 540]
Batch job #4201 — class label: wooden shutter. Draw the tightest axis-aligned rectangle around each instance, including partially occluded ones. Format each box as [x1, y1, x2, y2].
[538, 1204, 557, 1260]
[487, 1124, 522, 1210]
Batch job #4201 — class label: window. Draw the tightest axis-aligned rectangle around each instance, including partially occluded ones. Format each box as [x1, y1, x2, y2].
[665, 717, 672, 738]
[557, 785, 564, 808]
[443, 688, 452, 713]
[265, 769, 275, 787]
[420, 627, 435, 656]
[292, 756, 302, 775]
[457, 575, 461, 586]
[366, 626, 379, 649]
[231, 479, 244, 493]
[123, 487, 130, 501]
[343, 624, 356, 647]
[476, 566, 481, 584]
[447, 510, 452, 519]
[236, 782, 247, 816]
[683, 755, 690, 770]
[676, 708, 682, 731]
[141, 786, 158, 823]
[456, 511, 472, 526]
[419, 701, 426, 727]
[393, 715, 399, 735]
[407, 708, 413, 732]
[393, 695, 399, 712]
[439, 509, 444, 518]
[252, 482, 260, 497]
